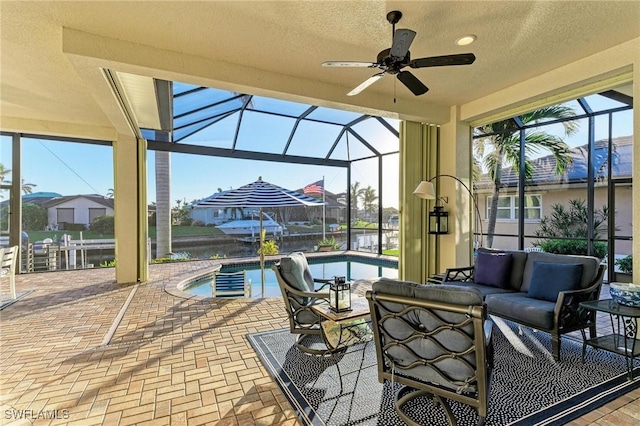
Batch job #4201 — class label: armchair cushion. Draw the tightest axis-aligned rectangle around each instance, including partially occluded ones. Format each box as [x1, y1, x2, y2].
[527, 262, 583, 302]
[279, 252, 314, 293]
[474, 251, 513, 289]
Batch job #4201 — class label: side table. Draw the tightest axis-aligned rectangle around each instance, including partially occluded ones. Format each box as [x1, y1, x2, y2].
[579, 299, 640, 380]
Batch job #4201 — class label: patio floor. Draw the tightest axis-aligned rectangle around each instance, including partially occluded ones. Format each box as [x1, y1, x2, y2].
[1, 261, 639, 426]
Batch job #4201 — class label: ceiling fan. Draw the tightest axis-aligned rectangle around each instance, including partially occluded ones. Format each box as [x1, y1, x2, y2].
[322, 10, 476, 96]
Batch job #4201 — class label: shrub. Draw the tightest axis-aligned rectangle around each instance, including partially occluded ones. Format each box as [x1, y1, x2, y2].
[191, 220, 205, 227]
[89, 215, 115, 234]
[535, 199, 610, 240]
[615, 255, 633, 274]
[22, 203, 47, 231]
[100, 259, 116, 268]
[538, 239, 607, 259]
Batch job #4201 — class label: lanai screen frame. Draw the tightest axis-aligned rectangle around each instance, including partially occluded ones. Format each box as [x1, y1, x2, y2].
[472, 90, 633, 281]
[143, 80, 401, 254]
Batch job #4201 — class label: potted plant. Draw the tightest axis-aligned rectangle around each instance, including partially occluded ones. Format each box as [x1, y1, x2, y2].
[317, 237, 340, 252]
[614, 255, 633, 283]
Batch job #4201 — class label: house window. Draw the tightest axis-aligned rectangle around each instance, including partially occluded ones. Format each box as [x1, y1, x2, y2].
[486, 195, 542, 220]
[57, 208, 74, 225]
[89, 208, 107, 223]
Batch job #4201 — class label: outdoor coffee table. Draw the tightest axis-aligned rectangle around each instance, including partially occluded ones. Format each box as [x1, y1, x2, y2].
[579, 299, 640, 380]
[311, 296, 373, 352]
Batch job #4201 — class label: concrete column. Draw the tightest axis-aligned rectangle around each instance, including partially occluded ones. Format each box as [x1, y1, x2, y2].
[439, 107, 474, 271]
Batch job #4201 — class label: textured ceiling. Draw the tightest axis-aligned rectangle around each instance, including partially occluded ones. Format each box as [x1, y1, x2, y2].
[1, 1, 638, 138]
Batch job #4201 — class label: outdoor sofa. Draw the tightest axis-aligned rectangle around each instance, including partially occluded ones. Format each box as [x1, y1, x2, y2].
[442, 248, 606, 361]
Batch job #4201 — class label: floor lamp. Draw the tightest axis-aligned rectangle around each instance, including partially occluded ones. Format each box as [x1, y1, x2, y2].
[413, 174, 484, 253]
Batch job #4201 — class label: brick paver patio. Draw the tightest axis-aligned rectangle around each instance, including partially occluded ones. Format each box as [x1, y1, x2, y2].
[1, 262, 639, 425]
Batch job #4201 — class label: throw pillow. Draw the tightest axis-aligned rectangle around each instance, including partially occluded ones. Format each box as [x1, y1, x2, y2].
[527, 262, 583, 302]
[474, 251, 513, 288]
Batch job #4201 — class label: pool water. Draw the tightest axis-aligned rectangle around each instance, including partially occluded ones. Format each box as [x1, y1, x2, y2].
[183, 258, 398, 298]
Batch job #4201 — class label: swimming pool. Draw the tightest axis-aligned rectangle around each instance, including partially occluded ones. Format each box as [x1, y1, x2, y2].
[183, 256, 398, 298]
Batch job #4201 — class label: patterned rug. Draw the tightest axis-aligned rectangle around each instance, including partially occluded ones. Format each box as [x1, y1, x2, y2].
[248, 317, 640, 426]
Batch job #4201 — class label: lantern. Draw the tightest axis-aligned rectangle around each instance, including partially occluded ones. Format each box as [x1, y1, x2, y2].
[329, 276, 351, 312]
[429, 205, 449, 235]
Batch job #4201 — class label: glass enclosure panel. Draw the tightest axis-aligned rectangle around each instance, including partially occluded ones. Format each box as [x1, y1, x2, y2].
[235, 111, 294, 154]
[174, 99, 242, 129]
[307, 107, 363, 125]
[1, 135, 12, 186]
[178, 113, 239, 148]
[351, 118, 400, 155]
[286, 121, 342, 158]
[583, 93, 630, 112]
[173, 86, 240, 117]
[250, 96, 311, 117]
[0, 188, 9, 241]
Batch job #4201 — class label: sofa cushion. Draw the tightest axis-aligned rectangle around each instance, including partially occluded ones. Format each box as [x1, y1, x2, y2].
[477, 247, 528, 290]
[451, 282, 515, 299]
[527, 262, 583, 302]
[474, 251, 513, 288]
[521, 252, 600, 292]
[486, 293, 556, 330]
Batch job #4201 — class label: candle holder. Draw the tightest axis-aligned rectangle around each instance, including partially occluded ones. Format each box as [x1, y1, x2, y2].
[329, 277, 351, 312]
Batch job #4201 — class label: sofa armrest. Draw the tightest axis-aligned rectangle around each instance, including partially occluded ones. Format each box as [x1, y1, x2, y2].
[444, 266, 474, 282]
[554, 264, 606, 329]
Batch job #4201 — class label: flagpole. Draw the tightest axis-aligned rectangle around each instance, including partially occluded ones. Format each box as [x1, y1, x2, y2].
[322, 176, 326, 240]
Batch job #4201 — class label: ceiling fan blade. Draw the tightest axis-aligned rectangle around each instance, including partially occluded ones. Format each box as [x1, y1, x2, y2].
[390, 29, 416, 58]
[322, 61, 377, 68]
[347, 72, 385, 96]
[410, 53, 476, 68]
[397, 71, 428, 96]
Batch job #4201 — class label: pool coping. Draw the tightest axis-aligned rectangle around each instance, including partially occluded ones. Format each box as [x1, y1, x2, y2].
[168, 250, 398, 301]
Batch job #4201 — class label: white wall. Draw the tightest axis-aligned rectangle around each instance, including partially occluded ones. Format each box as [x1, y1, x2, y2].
[47, 198, 114, 227]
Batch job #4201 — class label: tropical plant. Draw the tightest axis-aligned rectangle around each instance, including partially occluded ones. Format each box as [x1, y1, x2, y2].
[257, 239, 279, 256]
[106, 188, 114, 198]
[317, 237, 341, 249]
[534, 199, 611, 240]
[615, 255, 633, 274]
[475, 105, 578, 247]
[21, 179, 36, 194]
[350, 182, 365, 222]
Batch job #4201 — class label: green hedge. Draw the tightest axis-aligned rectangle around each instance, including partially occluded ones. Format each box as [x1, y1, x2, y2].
[538, 239, 607, 259]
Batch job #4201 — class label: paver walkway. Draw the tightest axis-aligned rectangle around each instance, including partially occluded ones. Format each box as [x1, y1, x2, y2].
[1, 262, 638, 425]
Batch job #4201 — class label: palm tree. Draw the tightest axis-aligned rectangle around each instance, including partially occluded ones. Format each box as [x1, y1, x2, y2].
[155, 151, 172, 257]
[475, 105, 578, 247]
[0, 164, 10, 185]
[21, 179, 36, 194]
[106, 188, 114, 198]
[362, 186, 378, 222]
[350, 182, 365, 223]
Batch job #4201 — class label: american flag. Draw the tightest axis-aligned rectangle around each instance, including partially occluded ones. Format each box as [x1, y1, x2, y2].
[303, 180, 324, 195]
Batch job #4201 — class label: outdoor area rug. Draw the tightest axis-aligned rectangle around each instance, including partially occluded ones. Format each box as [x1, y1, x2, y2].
[247, 317, 640, 426]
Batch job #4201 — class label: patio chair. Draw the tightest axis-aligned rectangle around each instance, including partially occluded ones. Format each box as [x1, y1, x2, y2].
[211, 270, 251, 298]
[272, 252, 332, 355]
[366, 278, 493, 426]
[0, 246, 19, 299]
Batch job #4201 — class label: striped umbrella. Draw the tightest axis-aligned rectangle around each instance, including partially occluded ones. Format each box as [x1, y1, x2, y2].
[196, 177, 324, 295]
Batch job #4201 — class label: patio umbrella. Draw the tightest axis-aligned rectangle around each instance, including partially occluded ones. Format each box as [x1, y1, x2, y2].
[196, 177, 324, 295]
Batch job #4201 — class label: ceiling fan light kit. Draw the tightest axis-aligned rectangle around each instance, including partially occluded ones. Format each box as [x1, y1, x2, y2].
[323, 10, 476, 97]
